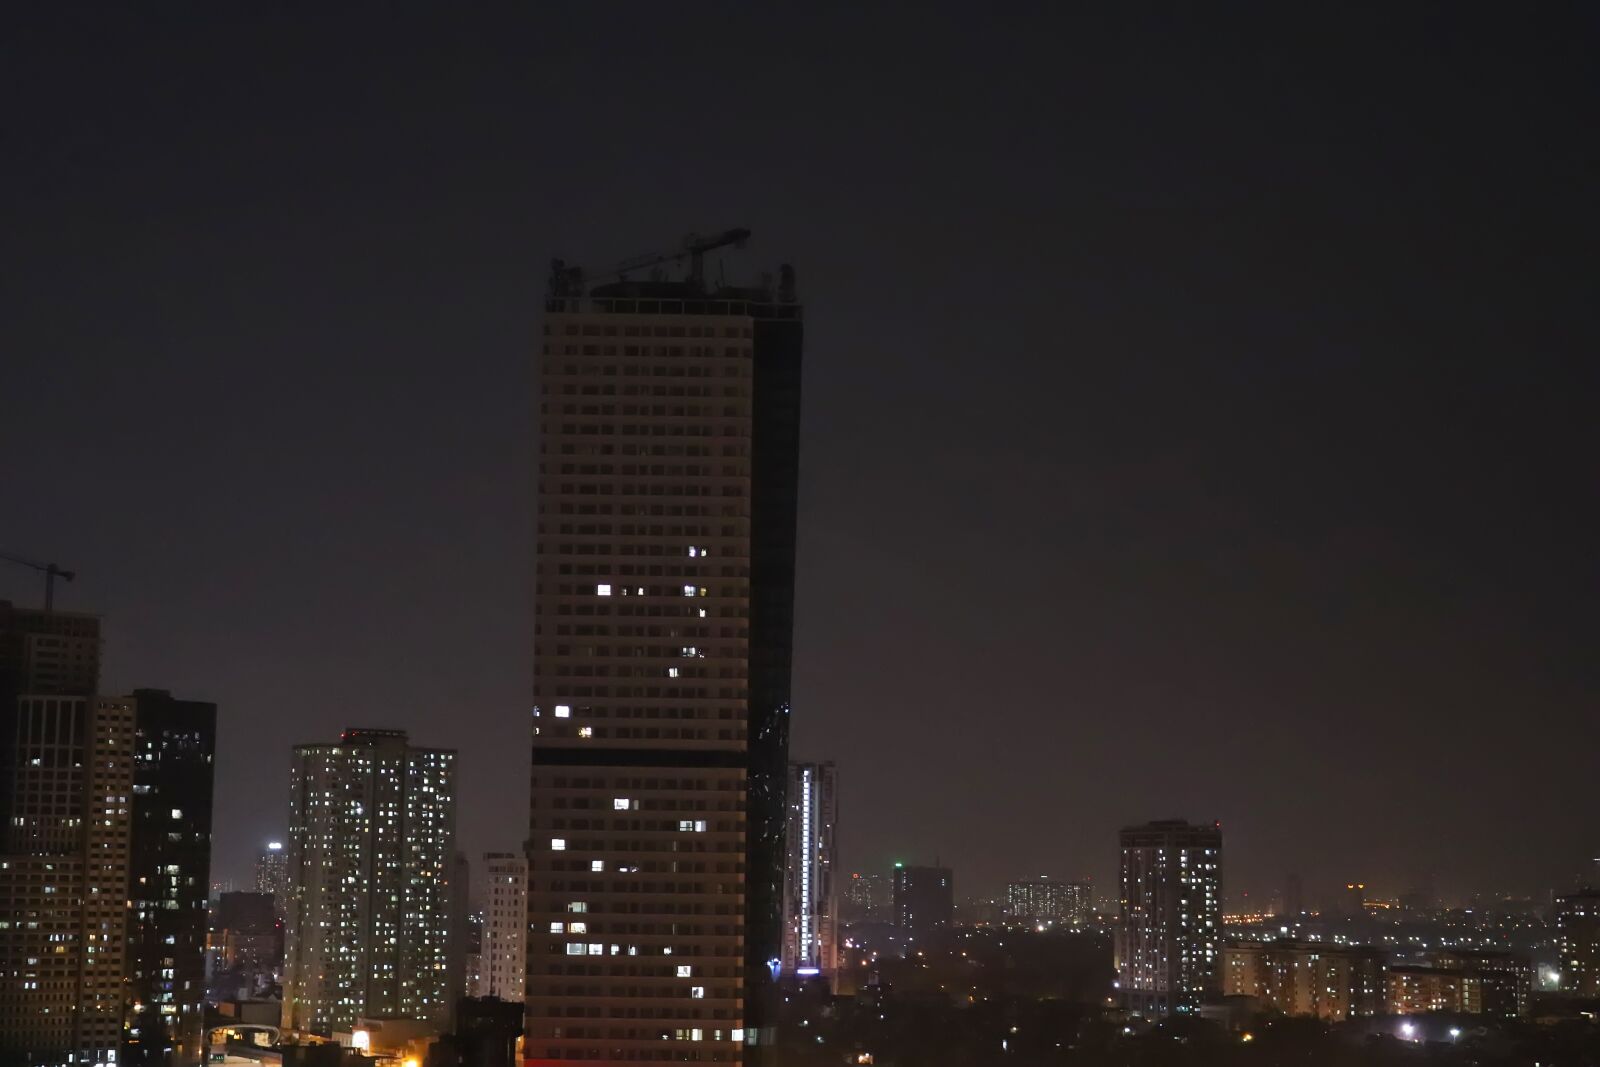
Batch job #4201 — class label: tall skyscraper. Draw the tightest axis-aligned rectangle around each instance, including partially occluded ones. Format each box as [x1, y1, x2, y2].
[1005, 877, 1090, 927]
[0, 604, 134, 1066]
[479, 852, 528, 1001]
[528, 239, 804, 1065]
[281, 728, 458, 1035]
[0, 695, 134, 1065]
[254, 839, 288, 914]
[781, 762, 837, 983]
[1554, 889, 1600, 996]
[124, 689, 217, 1067]
[892, 864, 954, 933]
[1117, 819, 1223, 1017]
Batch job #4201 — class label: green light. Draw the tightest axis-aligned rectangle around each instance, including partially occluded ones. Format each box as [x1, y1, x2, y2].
[893, 862, 904, 869]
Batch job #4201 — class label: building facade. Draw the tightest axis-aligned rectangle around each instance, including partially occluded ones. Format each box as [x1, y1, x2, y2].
[0, 604, 135, 1067]
[1005, 878, 1091, 928]
[842, 872, 893, 924]
[1117, 819, 1223, 1016]
[0, 695, 135, 1065]
[479, 852, 528, 1001]
[781, 762, 838, 982]
[892, 865, 954, 933]
[1555, 889, 1600, 996]
[255, 840, 288, 916]
[527, 250, 804, 1065]
[281, 728, 458, 1035]
[1223, 940, 1385, 1020]
[124, 689, 217, 1066]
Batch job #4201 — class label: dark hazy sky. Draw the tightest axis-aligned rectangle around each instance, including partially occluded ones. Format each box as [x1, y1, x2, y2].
[4, 5, 1596, 907]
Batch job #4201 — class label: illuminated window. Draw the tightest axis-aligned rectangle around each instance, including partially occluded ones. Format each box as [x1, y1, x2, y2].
[677, 964, 692, 977]
[597, 584, 612, 596]
[555, 705, 571, 718]
[569, 922, 587, 934]
[550, 922, 565, 934]
[591, 860, 605, 872]
[550, 838, 566, 851]
[613, 798, 631, 810]
[691, 985, 705, 998]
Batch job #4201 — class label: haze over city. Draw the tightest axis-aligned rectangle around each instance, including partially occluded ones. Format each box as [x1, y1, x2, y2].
[6, 0, 1597, 928]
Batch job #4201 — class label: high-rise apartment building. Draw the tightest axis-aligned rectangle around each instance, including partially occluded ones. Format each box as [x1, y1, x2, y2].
[0, 604, 134, 1067]
[281, 728, 458, 1035]
[1555, 889, 1600, 996]
[781, 762, 837, 982]
[480, 852, 528, 1001]
[0, 696, 135, 1064]
[124, 689, 217, 1067]
[1005, 878, 1091, 928]
[1117, 819, 1223, 1016]
[528, 242, 804, 1065]
[842, 872, 893, 924]
[892, 864, 954, 933]
[255, 839, 288, 915]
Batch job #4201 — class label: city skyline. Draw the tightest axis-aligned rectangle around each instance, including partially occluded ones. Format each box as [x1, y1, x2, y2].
[5, 6, 1598, 909]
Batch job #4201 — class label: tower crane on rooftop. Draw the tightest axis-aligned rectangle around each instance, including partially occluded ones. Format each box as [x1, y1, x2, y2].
[0, 551, 76, 612]
[549, 228, 752, 298]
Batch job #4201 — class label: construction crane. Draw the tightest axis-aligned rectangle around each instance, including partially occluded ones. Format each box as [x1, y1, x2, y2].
[0, 551, 76, 612]
[549, 228, 751, 298]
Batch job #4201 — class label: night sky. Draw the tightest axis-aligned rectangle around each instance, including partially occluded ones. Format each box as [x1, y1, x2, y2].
[4, 6, 1596, 907]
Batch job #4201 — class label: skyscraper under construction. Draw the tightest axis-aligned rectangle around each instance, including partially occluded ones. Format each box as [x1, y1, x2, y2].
[527, 231, 802, 1065]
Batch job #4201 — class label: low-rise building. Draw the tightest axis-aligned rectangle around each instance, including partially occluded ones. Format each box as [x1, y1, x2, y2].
[1223, 940, 1385, 1020]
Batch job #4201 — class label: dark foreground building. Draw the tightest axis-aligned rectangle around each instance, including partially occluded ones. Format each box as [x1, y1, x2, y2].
[124, 689, 217, 1066]
[893, 864, 955, 933]
[527, 234, 803, 1065]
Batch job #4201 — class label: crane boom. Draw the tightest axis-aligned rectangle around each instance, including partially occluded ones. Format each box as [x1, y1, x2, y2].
[549, 228, 751, 297]
[0, 551, 76, 612]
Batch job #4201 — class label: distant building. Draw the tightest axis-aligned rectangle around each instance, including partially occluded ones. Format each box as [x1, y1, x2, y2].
[281, 728, 457, 1035]
[214, 891, 281, 979]
[478, 853, 527, 1002]
[124, 689, 217, 1067]
[1432, 949, 1531, 1018]
[255, 839, 289, 915]
[843, 872, 893, 924]
[1341, 882, 1368, 916]
[1283, 874, 1303, 919]
[463, 910, 484, 999]
[893, 864, 954, 933]
[782, 762, 839, 983]
[1554, 889, 1600, 996]
[1224, 940, 1385, 1020]
[1386, 965, 1483, 1015]
[1005, 878, 1091, 927]
[1117, 819, 1223, 1016]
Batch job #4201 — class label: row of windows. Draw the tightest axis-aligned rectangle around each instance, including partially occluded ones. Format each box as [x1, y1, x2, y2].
[550, 383, 747, 399]
[552, 503, 738, 519]
[554, 405, 746, 420]
[538, 685, 748, 700]
[550, 423, 741, 439]
[547, 322, 751, 338]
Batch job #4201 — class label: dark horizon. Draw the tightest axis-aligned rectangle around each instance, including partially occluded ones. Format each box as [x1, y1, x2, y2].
[4, 6, 1596, 907]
